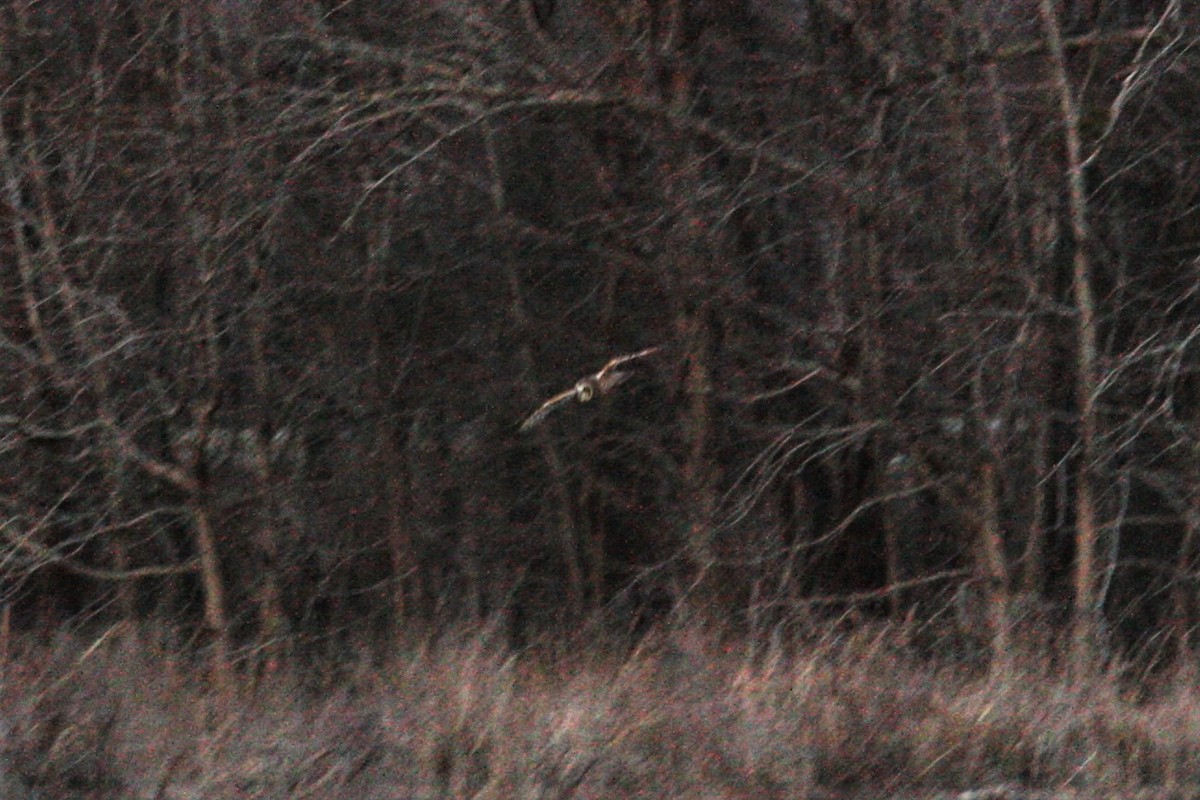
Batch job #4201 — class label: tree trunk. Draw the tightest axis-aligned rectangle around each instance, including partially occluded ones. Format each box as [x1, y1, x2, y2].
[680, 304, 720, 606]
[190, 497, 233, 700]
[245, 255, 288, 661]
[862, 223, 901, 618]
[1038, 0, 1102, 671]
[978, 462, 1013, 681]
[502, 259, 587, 620]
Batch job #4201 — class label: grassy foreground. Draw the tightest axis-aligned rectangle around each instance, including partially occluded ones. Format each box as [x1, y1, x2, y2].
[1, 618, 1199, 800]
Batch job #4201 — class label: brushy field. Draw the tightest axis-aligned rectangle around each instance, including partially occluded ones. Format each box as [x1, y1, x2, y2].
[2, 616, 1200, 800]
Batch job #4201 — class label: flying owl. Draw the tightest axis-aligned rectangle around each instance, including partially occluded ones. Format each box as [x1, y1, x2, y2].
[520, 347, 660, 431]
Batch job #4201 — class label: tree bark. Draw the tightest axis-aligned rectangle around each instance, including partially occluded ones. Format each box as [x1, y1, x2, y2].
[978, 462, 1013, 681]
[679, 303, 720, 605]
[1038, 0, 1102, 671]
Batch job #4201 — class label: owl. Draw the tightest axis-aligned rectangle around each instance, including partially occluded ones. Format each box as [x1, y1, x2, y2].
[520, 347, 659, 431]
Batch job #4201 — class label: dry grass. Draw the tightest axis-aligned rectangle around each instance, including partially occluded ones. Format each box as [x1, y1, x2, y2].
[1, 618, 1200, 800]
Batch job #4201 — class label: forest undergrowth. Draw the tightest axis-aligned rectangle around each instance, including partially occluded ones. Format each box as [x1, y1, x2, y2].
[2, 615, 1200, 800]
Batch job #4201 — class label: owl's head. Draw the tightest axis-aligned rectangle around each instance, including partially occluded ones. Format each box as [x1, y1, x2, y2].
[575, 379, 596, 402]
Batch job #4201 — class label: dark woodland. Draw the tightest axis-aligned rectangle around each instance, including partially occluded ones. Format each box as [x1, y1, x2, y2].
[2, 1, 1200, 798]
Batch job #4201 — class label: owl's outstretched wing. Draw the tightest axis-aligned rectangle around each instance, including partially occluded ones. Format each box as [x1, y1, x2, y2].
[595, 369, 631, 393]
[519, 387, 578, 431]
[595, 347, 660, 381]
